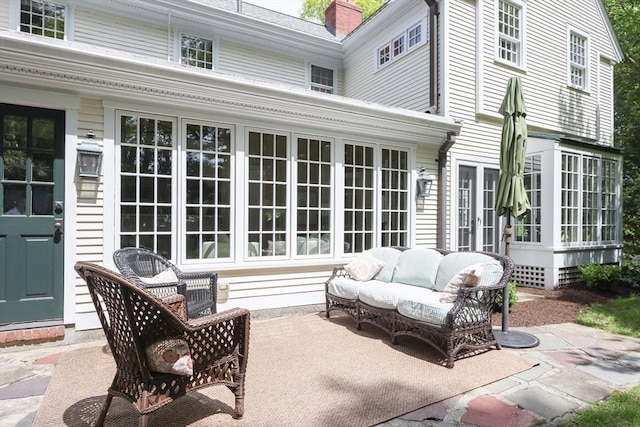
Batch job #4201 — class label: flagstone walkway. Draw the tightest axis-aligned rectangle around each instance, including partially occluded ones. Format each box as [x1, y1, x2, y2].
[1, 304, 639, 427]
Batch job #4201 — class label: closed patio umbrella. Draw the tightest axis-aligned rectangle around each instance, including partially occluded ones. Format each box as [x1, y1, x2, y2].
[493, 76, 539, 348]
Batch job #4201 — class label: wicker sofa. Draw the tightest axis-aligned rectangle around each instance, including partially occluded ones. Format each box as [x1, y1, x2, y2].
[325, 247, 513, 368]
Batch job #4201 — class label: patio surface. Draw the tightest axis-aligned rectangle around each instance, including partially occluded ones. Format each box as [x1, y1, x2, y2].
[1, 303, 639, 427]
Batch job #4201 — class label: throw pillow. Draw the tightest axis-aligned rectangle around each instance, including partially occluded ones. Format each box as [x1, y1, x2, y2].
[140, 268, 179, 284]
[344, 253, 386, 281]
[439, 263, 484, 303]
[145, 338, 193, 376]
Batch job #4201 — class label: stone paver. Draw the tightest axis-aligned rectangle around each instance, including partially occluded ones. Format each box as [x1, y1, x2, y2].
[506, 386, 581, 420]
[461, 395, 539, 427]
[1, 305, 640, 427]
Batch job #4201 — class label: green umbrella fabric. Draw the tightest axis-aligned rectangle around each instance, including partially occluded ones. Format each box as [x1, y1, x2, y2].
[495, 76, 531, 219]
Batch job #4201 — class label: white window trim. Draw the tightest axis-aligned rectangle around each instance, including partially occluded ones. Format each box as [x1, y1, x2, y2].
[493, 0, 527, 71]
[566, 25, 590, 93]
[305, 63, 337, 94]
[374, 18, 427, 71]
[9, 0, 75, 41]
[174, 30, 218, 70]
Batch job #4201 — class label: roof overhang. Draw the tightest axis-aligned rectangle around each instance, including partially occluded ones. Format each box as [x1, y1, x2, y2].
[0, 31, 461, 146]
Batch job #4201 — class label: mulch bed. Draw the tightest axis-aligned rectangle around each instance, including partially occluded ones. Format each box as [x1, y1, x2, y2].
[492, 284, 638, 328]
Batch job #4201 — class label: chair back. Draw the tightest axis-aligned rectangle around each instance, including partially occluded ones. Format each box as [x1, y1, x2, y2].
[74, 262, 186, 382]
[113, 247, 179, 281]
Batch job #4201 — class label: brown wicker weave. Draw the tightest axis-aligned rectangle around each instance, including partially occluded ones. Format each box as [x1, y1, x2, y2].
[75, 262, 250, 427]
[113, 247, 217, 319]
[325, 249, 514, 368]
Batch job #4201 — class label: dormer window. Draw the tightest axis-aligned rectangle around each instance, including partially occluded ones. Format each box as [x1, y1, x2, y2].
[20, 0, 66, 40]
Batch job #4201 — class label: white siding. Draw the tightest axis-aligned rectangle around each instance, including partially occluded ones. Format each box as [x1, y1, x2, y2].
[414, 147, 440, 247]
[74, 7, 168, 61]
[0, 2, 9, 29]
[75, 97, 105, 316]
[477, 0, 618, 143]
[343, 1, 431, 111]
[218, 39, 305, 87]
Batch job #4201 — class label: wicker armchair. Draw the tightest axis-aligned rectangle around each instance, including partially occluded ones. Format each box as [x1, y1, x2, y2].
[74, 262, 250, 427]
[113, 247, 217, 319]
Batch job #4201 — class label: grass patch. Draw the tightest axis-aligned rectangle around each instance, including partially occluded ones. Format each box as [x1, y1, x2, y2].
[561, 386, 640, 427]
[574, 294, 640, 338]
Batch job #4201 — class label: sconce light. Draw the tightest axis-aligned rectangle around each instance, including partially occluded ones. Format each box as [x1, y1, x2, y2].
[416, 167, 435, 197]
[76, 130, 103, 178]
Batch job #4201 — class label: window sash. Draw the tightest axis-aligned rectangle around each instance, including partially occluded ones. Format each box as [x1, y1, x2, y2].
[180, 34, 214, 70]
[569, 32, 587, 89]
[497, 0, 521, 65]
[310, 65, 334, 94]
[20, 0, 66, 40]
[515, 155, 541, 243]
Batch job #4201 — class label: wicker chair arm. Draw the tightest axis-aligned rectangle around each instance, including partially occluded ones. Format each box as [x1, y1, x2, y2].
[445, 283, 504, 328]
[325, 266, 349, 288]
[185, 307, 250, 330]
[160, 293, 188, 321]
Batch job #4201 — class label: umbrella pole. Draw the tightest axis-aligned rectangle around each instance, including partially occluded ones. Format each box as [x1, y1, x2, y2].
[494, 209, 539, 348]
[502, 210, 512, 332]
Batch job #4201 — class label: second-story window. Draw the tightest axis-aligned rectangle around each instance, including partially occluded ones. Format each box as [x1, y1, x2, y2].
[310, 65, 334, 94]
[376, 19, 426, 70]
[180, 34, 214, 70]
[568, 30, 588, 90]
[20, 0, 66, 40]
[496, 0, 523, 66]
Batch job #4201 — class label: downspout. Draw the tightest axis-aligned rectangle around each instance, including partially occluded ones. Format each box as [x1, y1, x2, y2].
[424, 0, 439, 112]
[424, 0, 451, 248]
[438, 131, 456, 248]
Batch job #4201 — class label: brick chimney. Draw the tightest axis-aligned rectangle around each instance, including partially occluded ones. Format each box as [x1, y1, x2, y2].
[325, 0, 363, 37]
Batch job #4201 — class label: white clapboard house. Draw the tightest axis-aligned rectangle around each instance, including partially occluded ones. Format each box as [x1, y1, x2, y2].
[0, 0, 623, 333]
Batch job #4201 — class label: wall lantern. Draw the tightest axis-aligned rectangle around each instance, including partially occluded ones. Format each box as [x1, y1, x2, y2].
[416, 167, 435, 197]
[76, 130, 103, 178]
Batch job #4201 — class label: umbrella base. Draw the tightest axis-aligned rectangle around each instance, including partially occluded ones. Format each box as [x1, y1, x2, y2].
[493, 329, 540, 348]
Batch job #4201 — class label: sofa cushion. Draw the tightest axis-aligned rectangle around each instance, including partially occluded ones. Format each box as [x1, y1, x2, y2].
[358, 282, 433, 310]
[391, 248, 444, 289]
[434, 253, 501, 292]
[439, 263, 484, 303]
[397, 293, 454, 326]
[145, 337, 193, 376]
[344, 253, 386, 281]
[366, 247, 402, 282]
[327, 278, 387, 300]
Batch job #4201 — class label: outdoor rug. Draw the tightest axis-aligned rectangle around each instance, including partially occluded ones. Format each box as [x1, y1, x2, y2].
[34, 312, 535, 427]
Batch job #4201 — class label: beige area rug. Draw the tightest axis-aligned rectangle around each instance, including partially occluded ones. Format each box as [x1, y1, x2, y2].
[34, 312, 535, 427]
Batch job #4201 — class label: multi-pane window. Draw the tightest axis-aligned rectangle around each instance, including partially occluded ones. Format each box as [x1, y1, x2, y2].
[119, 115, 175, 259]
[296, 138, 332, 256]
[601, 159, 617, 242]
[393, 34, 405, 57]
[180, 34, 214, 70]
[376, 20, 426, 69]
[582, 156, 599, 243]
[310, 65, 334, 94]
[408, 24, 422, 48]
[497, 0, 522, 65]
[20, 0, 65, 40]
[561, 153, 580, 243]
[185, 123, 232, 260]
[344, 144, 374, 253]
[515, 155, 541, 243]
[569, 31, 588, 89]
[247, 131, 288, 257]
[457, 166, 475, 251]
[560, 152, 618, 245]
[378, 45, 391, 67]
[380, 149, 408, 247]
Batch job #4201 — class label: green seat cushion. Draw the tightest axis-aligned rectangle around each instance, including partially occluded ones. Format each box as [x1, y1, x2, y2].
[366, 247, 402, 282]
[358, 282, 433, 309]
[391, 248, 443, 289]
[327, 278, 386, 300]
[434, 253, 501, 292]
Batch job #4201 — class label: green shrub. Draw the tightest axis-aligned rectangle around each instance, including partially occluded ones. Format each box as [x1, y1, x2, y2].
[621, 255, 640, 287]
[495, 281, 518, 311]
[578, 264, 621, 291]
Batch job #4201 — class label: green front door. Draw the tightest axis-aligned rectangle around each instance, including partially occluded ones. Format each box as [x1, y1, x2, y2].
[0, 104, 65, 325]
